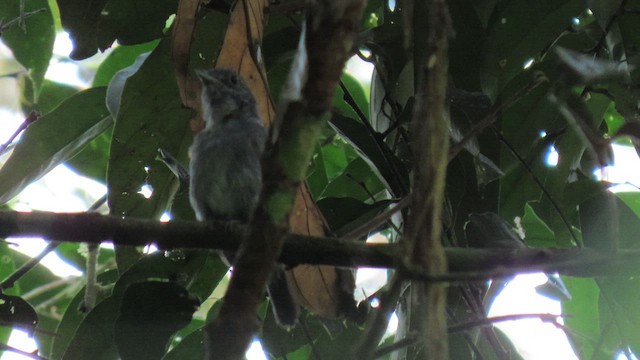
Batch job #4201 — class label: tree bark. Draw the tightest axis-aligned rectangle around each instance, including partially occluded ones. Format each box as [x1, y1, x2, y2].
[404, 1, 452, 358]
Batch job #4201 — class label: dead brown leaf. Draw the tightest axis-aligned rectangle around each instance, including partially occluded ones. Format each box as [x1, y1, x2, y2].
[173, 0, 354, 320]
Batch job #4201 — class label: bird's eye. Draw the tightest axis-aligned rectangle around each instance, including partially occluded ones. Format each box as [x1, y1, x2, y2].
[230, 75, 239, 85]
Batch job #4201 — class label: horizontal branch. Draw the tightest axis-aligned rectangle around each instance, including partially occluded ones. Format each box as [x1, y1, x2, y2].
[1, 211, 638, 279]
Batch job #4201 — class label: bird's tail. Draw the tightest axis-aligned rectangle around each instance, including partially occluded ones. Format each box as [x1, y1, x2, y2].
[267, 267, 300, 328]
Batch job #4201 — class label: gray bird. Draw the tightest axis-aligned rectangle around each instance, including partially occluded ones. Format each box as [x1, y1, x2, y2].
[189, 68, 299, 327]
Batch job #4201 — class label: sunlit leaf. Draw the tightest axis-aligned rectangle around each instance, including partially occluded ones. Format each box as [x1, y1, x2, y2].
[0, 87, 111, 204]
[520, 203, 555, 248]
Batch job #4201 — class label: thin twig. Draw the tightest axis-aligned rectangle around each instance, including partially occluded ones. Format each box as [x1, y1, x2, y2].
[31, 280, 82, 314]
[459, 285, 509, 359]
[448, 74, 548, 161]
[299, 317, 322, 360]
[0, 321, 57, 337]
[0, 111, 38, 156]
[22, 277, 78, 302]
[372, 335, 419, 359]
[0, 342, 46, 360]
[586, 0, 626, 55]
[337, 80, 410, 196]
[0, 195, 106, 291]
[339, 80, 372, 130]
[0, 8, 46, 34]
[342, 195, 411, 240]
[447, 308, 486, 360]
[87, 194, 107, 212]
[448, 313, 564, 333]
[355, 274, 405, 359]
[360, 278, 559, 358]
[493, 129, 581, 246]
[0, 242, 59, 291]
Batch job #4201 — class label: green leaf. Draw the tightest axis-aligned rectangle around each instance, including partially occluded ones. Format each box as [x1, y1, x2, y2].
[0, 244, 18, 294]
[51, 269, 118, 360]
[498, 68, 610, 243]
[616, 1, 640, 74]
[56, 0, 109, 60]
[184, 253, 227, 302]
[579, 191, 619, 250]
[55, 252, 218, 358]
[580, 190, 640, 250]
[0, 294, 38, 333]
[262, 26, 299, 69]
[3, 247, 77, 357]
[520, 203, 555, 248]
[61, 296, 120, 360]
[562, 177, 604, 216]
[320, 157, 386, 201]
[107, 39, 189, 270]
[106, 37, 193, 221]
[52, 243, 87, 271]
[0, 244, 17, 345]
[616, 191, 640, 219]
[66, 128, 113, 182]
[111, 252, 225, 303]
[317, 197, 393, 236]
[318, 141, 357, 184]
[53, 243, 114, 273]
[598, 278, 640, 358]
[93, 41, 160, 87]
[20, 78, 79, 115]
[603, 102, 625, 138]
[0, 0, 55, 99]
[361, 23, 405, 85]
[96, 0, 177, 51]
[587, 0, 622, 29]
[114, 282, 198, 360]
[335, 73, 369, 121]
[562, 277, 599, 359]
[105, 51, 150, 118]
[482, 0, 584, 97]
[330, 113, 409, 197]
[162, 327, 205, 360]
[0, 87, 111, 204]
[449, 332, 474, 360]
[188, 7, 229, 70]
[448, 0, 486, 90]
[261, 311, 339, 358]
[310, 321, 363, 359]
[555, 47, 629, 84]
